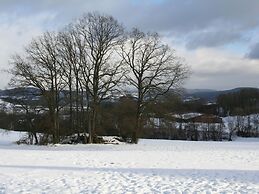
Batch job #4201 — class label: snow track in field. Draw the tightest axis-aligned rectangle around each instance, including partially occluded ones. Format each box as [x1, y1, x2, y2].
[0, 130, 259, 193]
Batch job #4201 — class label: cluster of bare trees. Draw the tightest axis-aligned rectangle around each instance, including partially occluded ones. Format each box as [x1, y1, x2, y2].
[9, 13, 189, 144]
[225, 115, 259, 140]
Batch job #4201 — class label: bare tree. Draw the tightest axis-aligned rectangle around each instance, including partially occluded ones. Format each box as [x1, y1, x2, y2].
[75, 13, 125, 143]
[58, 26, 84, 137]
[121, 28, 189, 143]
[225, 116, 237, 141]
[9, 13, 190, 144]
[58, 24, 91, 141]
[10, 32, 66, 143]
[6, 88, 40, 144]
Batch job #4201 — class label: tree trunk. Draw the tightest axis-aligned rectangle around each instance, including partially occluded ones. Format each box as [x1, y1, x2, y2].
[91, 103, 98, 143]
[33, 132, 39, 145]
[69, 77, 73, 135]
[132, 100, 141, 144]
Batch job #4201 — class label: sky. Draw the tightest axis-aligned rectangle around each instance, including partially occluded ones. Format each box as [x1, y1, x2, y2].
[1, 0, 259, 90]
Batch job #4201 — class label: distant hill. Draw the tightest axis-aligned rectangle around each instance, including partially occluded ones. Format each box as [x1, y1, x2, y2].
[184, 89, 217, 94]
[0, 87, 41, 99]
[1, 87, 259, 104]
[184, 87, 259, 102]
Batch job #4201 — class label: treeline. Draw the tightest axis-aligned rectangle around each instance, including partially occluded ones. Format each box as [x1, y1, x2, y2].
[8, 12, 189, 144]
[0, 90, 186, 144]
[3, 87, 259, 143]
[217, 88, 259, 116]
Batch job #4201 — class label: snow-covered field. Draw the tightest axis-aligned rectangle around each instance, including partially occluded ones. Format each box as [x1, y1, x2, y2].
[1, 129, 259, 193]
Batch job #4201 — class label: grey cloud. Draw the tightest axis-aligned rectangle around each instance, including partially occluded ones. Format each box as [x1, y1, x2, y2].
[2, 0, 259, 32]
[1, 0, 258, 49]
[117, 0, 259, 34]
[186, 30, 242, 49]
[247, 42, 259, 59]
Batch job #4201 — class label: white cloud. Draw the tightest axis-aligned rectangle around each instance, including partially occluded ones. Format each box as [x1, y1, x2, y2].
[0, 12, 57, 88]
[178, 47, 259, 89]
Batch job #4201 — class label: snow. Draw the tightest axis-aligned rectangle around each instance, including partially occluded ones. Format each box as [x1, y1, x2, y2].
[0, 99, 14, 113]
[102, 136, 126, 144]
[173, 112, 202, 120]
[0, 129, 26, 146]
[0, 130, 259, 193]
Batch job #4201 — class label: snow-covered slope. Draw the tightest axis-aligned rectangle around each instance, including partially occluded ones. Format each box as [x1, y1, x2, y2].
[0, 131, 259, 193]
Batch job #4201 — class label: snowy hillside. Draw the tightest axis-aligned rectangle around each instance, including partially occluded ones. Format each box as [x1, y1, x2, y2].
[0, 130, 259, 193]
